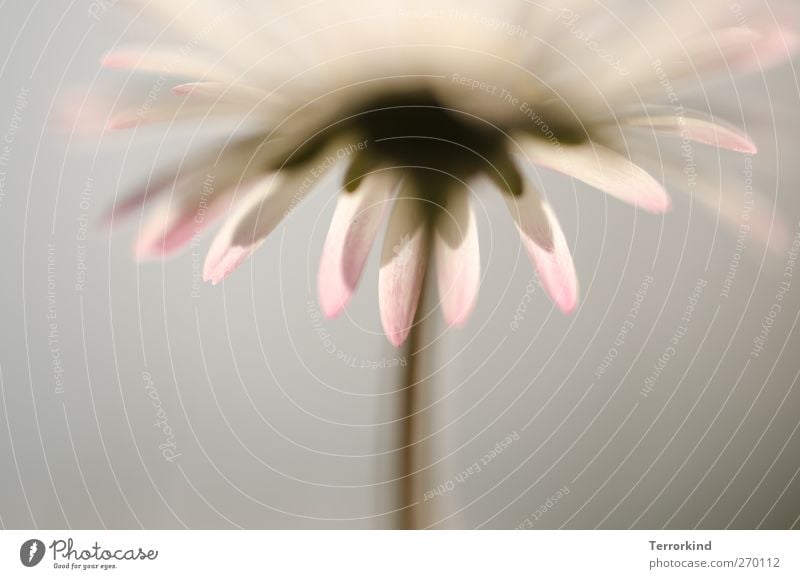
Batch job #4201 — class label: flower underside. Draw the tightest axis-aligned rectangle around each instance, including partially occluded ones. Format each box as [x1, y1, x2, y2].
[92, 0, 797, 346]
[289, 90, 588, 199]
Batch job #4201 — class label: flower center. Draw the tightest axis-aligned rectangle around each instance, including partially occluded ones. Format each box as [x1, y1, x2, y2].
[285, 90, 587, 198]
[348, 90, 529, 197]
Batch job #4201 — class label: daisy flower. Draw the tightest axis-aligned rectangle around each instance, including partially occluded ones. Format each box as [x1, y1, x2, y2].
[97, 0, 797, 346]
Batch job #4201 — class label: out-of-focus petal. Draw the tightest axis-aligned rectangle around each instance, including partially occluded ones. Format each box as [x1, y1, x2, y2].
[729, 25, 800, 74]
[379, 186, 430, 347]
[171, 82, 276, 109]
[317, 170, 400, 318]
[103, 136, 285, 227]
[434, 188, 480, 327]
[619, 106, 757, 153]
[102, 47, 238, 82]
[203, 140, 343, 284]
[202, 173, 293, 284]
[516, 136, 671, 213]
[504, 180, 578, 313]
[503, 175, 554, 253]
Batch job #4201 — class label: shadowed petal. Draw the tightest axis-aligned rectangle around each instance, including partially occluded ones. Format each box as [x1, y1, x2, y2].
[434, 189, 481, 327]
[135, 192, 231, 260]
[379, 187, 430, 347]
[102, 136, 284, 227]
[203, 140, 343, 284]
[318, 171, 400, 318]
[503, 176, 554, 253]
[505, 182, 578, 314]
[202, 172, 300, 284]
[517, 136, 671, 213]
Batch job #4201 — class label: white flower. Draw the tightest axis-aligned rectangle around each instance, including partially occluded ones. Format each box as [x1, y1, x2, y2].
[99, 0, 797, 345]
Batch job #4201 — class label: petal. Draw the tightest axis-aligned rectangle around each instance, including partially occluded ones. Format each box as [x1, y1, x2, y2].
[508, 189, 579, 314]
[203, 141, 343, 284]
[379, 187, 430, 347]
[663, 163, 791, 255]
[135, 200, 197, 260]
[729, 25, 799, 74]
[516, 136, 671, 213]
[100, 171, 182, 229]
[104, 135, 286, 228]
[503, 177, 554, 253]
[317, 171, 400, 318]
[669, 26, 761, 77]
[434, 189, 481, 327]
[105, 100, 244, 130]
[171, 82, 273, 108]
[101, 48, 237, 83]
[122, 0, 261, 69]
[619, 107, 757, 154]
[135, 189, 231, 260]
[202, 173, 290, 284]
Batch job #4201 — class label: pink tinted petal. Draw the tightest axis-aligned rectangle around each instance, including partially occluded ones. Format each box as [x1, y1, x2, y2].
[621, 107, 757, 153]
[670, 164, 792, 256]
[379, 192, 429, 347]
[434, 190, 480, 327]
[53, 87, 115, 136]
[101, 136, 273, 228]
[100, 174, 179, 229]
[135, 196, 228, 260]
[503, 178, 554, 252]
[524, 202, 579, 314]
[172, 82, 268, 107]
[203, 140, 344, 284]
[105, 99, 244, 130]
[518, 136, 671, 214]
[201, 173, 293, 284]
[603, 26, 760, 100]
[135, 202, 194, 260]
[730, 25, 799, 73]
[203, 244, 255, 286]
[318, 171, 399, 318]
[101, 48, 235, 82]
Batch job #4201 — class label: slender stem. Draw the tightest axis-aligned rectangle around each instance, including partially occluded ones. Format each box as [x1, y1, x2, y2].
[399, 270, 430, 530]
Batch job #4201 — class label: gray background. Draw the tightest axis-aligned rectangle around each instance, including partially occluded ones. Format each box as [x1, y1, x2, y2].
[0, 0, 799, 529]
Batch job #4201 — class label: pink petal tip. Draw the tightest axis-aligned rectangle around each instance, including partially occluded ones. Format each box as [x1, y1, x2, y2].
[203, 245, 253, 285]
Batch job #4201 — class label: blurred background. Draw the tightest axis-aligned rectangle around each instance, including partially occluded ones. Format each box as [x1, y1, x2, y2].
[0, 0, 798, 529]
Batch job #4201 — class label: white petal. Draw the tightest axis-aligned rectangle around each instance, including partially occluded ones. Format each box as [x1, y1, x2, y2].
[102, 47, 238, 83]
[202, 141, 342, 284]
[516, 136, 671, 213]
[503, 178, 553, 253]
[202, 173, 291, 284]
[108, 136, 286, 244]
[534, 202, 578, 314]
[663, 163, 791, 256]
[317, 171, 400, 318]
[171, 82, 273, 109]
[105, 101, 243, 130]
[619, 107, 757, 153]
[379, 187, 430, 347]
[434, 189, 481, 327]
[507, 187, 578, 314]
